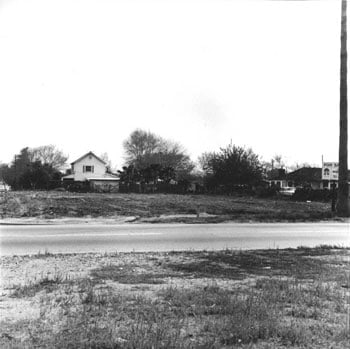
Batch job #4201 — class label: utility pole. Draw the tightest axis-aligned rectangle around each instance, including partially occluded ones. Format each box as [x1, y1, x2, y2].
[336, 0, 350, 216]
[14, 155, 17, 190]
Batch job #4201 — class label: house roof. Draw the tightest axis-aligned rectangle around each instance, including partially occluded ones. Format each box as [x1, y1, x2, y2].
[287, 167, 350, 183]
[62, 174, 75, 180]
[62, 173, 119, 181]
[71, 151, 106, 165]
[86, 173, 119, 181]
[87, 177, 119, 181]
[287, 167, 322, 182]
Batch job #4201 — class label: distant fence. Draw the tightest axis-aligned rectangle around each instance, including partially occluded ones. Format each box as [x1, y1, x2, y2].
[10, 180, 338, 202]
[119, 182, 203, 194]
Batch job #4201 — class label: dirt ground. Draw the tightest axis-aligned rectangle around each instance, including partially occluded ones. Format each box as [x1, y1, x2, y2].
[0, 191, 334, 223]
[1, 247, 349, 348]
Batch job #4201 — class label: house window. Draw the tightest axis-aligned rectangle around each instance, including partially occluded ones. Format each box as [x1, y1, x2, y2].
[83, 165, 94, 173]
[323, 168, 330, 176]
[322, 180, 329, 189]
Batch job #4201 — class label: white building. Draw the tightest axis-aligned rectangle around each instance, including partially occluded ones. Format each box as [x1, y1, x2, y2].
[321, 161, 350, 191]
[62, 151, 119, 192]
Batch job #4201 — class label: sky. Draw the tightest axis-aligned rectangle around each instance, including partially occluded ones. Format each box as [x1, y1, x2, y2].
[0, 0, 346, 170]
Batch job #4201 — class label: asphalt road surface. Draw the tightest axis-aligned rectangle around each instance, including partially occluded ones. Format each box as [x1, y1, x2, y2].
[1, 222, 349, 256]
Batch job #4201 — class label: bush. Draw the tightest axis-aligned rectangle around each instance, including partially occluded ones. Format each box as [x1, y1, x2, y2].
[66, 181, 90, 193]
[254, 185, 278, 198]
[292, 188, 335, 202]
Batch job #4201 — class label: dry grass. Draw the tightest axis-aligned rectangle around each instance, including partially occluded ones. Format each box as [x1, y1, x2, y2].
[0, 191, 333, 222]
[1, 246, 349, 348]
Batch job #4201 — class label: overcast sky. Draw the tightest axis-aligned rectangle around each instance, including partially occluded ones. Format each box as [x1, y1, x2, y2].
[0, 0, 345, 169]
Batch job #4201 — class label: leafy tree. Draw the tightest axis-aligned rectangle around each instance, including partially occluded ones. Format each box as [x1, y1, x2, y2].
[118, 165, 140, 184]
[29, 145, 68, 170]
[0, 163, 11, 185]
[3, 147, 63, 190]
[4, 148, 32, 189]
[141, 164, 162, 184]
[200, 143, 263, 191]
[118, 163, 178, 193]
[18, 161, 62, 190]
[118, 164, 176, 185]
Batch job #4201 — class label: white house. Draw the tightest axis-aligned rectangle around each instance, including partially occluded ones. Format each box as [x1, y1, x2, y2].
[62, 151, 119, 192]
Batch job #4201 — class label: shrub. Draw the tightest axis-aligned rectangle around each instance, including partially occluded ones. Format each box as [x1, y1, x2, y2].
[292, 188, 334, 202]
[254, 185, 278, 198]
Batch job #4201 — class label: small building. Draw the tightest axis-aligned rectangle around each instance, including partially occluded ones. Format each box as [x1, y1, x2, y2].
[266, 169, 292, 188]
[287, 165, 350, 191]
[287, 167, 322, 189]
[320, 162, 350, 190]
[62, 151, 119, 192]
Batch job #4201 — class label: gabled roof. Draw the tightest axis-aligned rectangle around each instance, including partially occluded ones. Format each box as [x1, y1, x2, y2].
[288, 167, 350, 182]
[61, 173, 119, 181]
[86, 173, 119, 181]
[61, 174, 75, 180]
[71, 151, 106, 165]
[287, 167, 322, 182]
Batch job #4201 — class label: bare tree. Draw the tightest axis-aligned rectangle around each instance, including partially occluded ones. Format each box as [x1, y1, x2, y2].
[100, 152, 113, 173]
[272, 154, 285, 169]
[288, 162, 313, 172]
[336, 0, 350, 216]
[123, 129, 194, 175]
[29, 145, 68, 170]
[123, 129, 160, 166]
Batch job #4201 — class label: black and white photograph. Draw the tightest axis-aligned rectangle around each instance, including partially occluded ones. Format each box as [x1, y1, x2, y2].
[0, 0, 349, 347]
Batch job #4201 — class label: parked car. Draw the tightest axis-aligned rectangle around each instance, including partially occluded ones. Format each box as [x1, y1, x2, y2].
[0, 182, 11, 192]
[279, 186, 296, 196]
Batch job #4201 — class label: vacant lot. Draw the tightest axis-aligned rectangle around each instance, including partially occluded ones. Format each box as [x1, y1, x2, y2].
[1, 246, 349, 348]
[0, 191, 333, 222]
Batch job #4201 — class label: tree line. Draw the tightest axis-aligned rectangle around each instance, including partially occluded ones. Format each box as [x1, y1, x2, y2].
[0, 129, 269, 192]
[0, 145, 67, 190]
[119, 130, 264, 193]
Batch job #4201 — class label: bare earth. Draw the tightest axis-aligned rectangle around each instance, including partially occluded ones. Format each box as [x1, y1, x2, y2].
[0, 191, 335, 223]
[1, 247, 349, 348]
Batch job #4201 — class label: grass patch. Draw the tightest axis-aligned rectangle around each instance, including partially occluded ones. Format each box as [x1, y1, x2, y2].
[11, 273, 69, 298]
[165, 247, 347, 281]
[90, 263, 178, 284]
[5, 281, 348, 348]
[0, 190, 333, 222]
[1, 247, 350, 348]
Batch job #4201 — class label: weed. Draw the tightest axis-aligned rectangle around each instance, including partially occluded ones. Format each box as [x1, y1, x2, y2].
[165, 248, 338, 281]
[277, 321, 311, 346]
[34, 248, 52, 258]
[1, 191, 332, 222]
[2, 247, 349, 348]
[11, 272, 69, 298]
[90, 263, 177, 284]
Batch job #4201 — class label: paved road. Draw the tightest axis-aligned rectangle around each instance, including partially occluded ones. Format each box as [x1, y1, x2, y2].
[1, 222, 349, 256]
